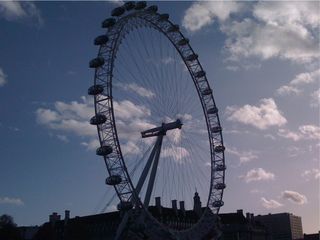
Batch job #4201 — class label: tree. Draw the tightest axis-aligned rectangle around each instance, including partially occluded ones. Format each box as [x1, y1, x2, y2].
[0, 214, 22, 240]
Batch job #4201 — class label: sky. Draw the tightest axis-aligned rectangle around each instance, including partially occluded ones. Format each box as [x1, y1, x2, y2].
[0, 0, 319, 234]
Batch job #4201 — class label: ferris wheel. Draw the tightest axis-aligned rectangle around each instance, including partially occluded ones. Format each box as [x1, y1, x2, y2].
[88, 2, 226, 239]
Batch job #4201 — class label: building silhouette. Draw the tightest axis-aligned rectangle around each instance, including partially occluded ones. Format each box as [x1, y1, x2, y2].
[32, 193, 272, 240]
[255, 213, 303, 240]
[303, 232, 320, 240]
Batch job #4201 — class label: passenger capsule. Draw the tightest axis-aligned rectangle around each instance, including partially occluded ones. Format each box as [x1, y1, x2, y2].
[89, 57, 105, 68]
[105, 175, 122, 185]
[158, 13, 169, 21]
[177, 38, 189, 46]
[214, 164, 226, 171]
[96, 145, 113, 156]
[90, 114, 107, 125]
[111, 7, 125, 17]
[102, 18, 116, 28]
[202, 88, 212, 96]
[185, 53, 198, 62]
[94, 35, 109, 45]
[123, 1, 135, 11]
[214, 183, 226, 190]
[211, 126, 222, 133]
[117, 201, 133, 211]
[207, 107, 218, 114]
[167, 24, 179, 32]
[195, 71, 206, 78]
[146, 5, 158, 13]
[212, 200, 224, 208]
[214, 145, 225, 153]
[88, 85, 104, 95]
[135, 1, 147, 10]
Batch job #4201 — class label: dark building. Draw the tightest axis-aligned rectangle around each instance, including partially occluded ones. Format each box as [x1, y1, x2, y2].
[255, 213, 303, 240]
[32, 194, 269, 240]
[18, 226, 39, 240]
[219, 209, 268, 240]
[304, 232, 320, 240]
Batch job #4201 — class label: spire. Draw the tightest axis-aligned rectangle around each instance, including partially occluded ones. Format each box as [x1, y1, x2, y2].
[193, 191, 202, 217]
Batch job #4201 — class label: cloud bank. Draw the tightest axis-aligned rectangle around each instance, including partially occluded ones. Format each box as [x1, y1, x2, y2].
[0, 196, 24, 206]
[226, 98, 287, 130]
[261, 197, 283, 209]
[0, 1, 43, 25]
[281, 190, 307, 205]
[241, 168, 275, 183]
[183, 1, 320, 63]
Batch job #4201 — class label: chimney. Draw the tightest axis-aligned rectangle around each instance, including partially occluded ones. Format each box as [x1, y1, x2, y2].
[49, 212, 61, 225]
[172, 200, 177, 215]
[65, 210, 70, 221]
[155, 197, 162, 214]
[237, 209, 243, 216]
[179, 201, 185, 216]
[246, 212, 251, 221]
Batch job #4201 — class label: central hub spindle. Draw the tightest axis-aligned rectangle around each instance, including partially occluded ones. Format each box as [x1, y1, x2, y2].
[141, 119, 182, 138]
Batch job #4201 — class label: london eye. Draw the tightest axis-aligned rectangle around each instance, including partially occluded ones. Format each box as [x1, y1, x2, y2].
[88, 2, 226, 239]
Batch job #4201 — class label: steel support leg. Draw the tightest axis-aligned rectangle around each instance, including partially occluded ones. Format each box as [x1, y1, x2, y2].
[135, 137, 161, 197]
[144, 135, 163, 207]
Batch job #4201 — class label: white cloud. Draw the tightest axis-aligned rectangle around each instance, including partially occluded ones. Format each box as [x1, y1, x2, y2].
[114, 100, 151, 120]
[226, 147, 258, 164]
[277, 69, 320, 97]
[290, 69, 320, 86]
[302, 168, 320, 181]
[253, 2, 319, 29]
[115, 83, 155, 98]
[278, 125, 320, 141]
[81, 139, 100, 151]
[183, 2, 320, 63]
[240, 168, 275, 183]
[0, 68, 7, 87]
[0, 1, 43, 25]
[281, 190, 307, 205]
[229, 2, 319, 63]
[54, 98, 93, 120]
[278, 129, 301, 141]
[36, 108, 61, 125]
[36, 96, 155, 154]
[182, 1, 243, 32]
[276, 85, 301, 96]
[261, 197, 283, 209]
[299, 125, 320, 140]
[225, 98, 287, 130]
[0, 196, 24, 206]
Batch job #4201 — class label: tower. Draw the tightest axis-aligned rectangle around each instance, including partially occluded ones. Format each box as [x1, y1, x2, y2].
[193, 191, 202, 217]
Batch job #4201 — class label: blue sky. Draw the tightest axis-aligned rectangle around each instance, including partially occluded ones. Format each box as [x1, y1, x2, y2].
[0, 1, 319, 234]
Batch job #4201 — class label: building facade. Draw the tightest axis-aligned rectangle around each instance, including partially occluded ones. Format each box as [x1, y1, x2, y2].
[255, 213, 303, 240]
[219, 209, 268, 240]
